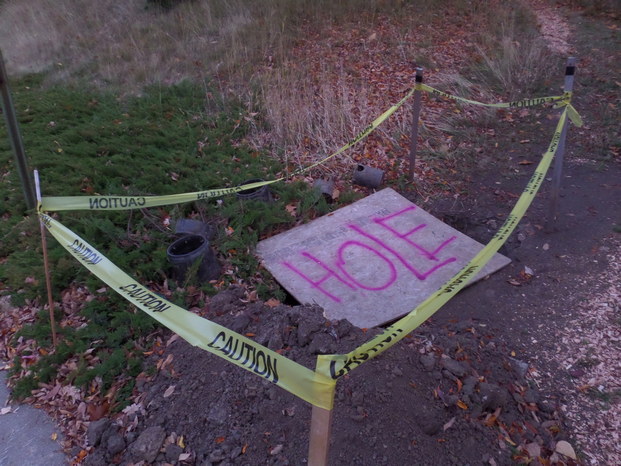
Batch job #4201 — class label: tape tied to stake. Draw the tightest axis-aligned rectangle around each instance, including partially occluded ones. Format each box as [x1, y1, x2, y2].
[39, 213, 336, 409]
[417, 83, 570, 109]
[316, 108, 570, 381]
[41, 105, 574, 409]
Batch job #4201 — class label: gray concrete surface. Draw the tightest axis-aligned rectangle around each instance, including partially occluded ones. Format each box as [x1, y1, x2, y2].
[0, 366, 68, 466]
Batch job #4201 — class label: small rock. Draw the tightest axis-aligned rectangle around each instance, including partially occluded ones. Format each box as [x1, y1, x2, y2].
[84, 450, 107, 466]
[555, 440, 577, 460]
[392, 367, 403, 377]
[351, 391, 364, 406]
[87, 418, 111, 447]
[209, 288, 242, 310]
[335, 319, 353, 338]
[128, 426, 166, 463]
[440, 356, 469, 377]
[165, 444, 184, 463]
[106, 433, 126, 456]
[419, 354, 436, 371]
[568, 368, 585, 378]
[209, 448, 226, 462]
[308, 332, 335, 354]
[419, 416, 443, 436]
[454, 320, 473, 332]
[270, 444, 284, 456]
[297, 315, 324, 346]
[462, 376, 477, 397]
[479, 383, 508, 411]
[537, 400, 555, 414]
[523, 389, 539, 404]
[509, 357, 530, 379]
[207, 402, 230, 424]
[230, 446, 242, 459]
[524, 442, 541, 458]
[230, 314, 251, 333]
[268, 331, 284, 350]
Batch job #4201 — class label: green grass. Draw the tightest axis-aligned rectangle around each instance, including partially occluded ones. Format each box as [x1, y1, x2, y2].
[0, 75, 348, 405]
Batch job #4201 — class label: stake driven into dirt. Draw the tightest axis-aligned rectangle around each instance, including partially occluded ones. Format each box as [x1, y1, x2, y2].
[34, 169, 57, 347]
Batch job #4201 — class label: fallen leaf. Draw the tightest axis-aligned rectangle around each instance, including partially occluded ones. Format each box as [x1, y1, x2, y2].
[51, 432, 58, 441]
[0, 407, 12, 415]
[507, 279, 521, 286]
[285, 203, 297, 217]
[456, 400, 468, 410]
[265, 298, 280, 308]
[555, 440, 577, 459]
[443, 416, 456, 431]
[518, 160, 534, 165]
[163, 385, 175, 398]
[215, 436, 226, 444]
[179, 453, 191, 461]
[177, 435, 185, 448]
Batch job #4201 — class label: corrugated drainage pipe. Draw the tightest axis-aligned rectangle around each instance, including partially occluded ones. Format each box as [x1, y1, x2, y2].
[166, 234, 220, 283]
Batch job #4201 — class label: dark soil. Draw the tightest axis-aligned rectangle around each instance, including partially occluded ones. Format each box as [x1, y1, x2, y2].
[84, 7, 620, 466]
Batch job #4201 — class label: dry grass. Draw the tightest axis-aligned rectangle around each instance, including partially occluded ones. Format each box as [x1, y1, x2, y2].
[0, 0, 562, 170]
[473, 5, 558, 97]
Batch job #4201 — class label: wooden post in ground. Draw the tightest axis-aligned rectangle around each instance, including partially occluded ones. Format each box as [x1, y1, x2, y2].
[546, 57, 576, 231]
[34, 170, 58, 348]
[308, 405, 334, 466]
[0, 49, 36, 210]
[408, 67, 424, 181]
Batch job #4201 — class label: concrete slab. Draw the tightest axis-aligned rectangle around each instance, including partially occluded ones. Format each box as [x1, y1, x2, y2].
[257, 188, 510, 328]
[0, 365, 68, 465]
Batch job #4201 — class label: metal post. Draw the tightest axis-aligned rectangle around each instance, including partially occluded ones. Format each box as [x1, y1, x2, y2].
[408, 67, 424, 181]
[0, 49, 36, 210]
[546, 57, 576, 231]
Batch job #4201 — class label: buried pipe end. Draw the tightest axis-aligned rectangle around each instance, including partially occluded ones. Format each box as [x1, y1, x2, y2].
[236, 178, 273, 202]
[166, 234, 221, 283]
[353, 164, 384, 189]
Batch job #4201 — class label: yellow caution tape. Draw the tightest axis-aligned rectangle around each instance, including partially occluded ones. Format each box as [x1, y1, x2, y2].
[418, 83, 570, 109]
[566, 104, 583, 127]
[41, 88, 418, 212]
[40, 84, 576, 213]
[39, 213, 336, 409]
[316, 108, 569, 381]
[38, 102, 579, 409]
[40, 179, 282, 212]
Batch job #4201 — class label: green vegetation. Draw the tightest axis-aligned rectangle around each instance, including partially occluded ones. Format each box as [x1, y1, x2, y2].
[0, 77, 338, 405]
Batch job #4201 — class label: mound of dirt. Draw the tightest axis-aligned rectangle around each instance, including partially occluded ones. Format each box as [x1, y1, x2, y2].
[83, 285, 571, 466]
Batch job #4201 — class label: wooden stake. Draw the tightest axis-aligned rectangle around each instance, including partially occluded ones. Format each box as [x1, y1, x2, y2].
[308, 405, 334, 466]
[34, 170, 57, 348]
